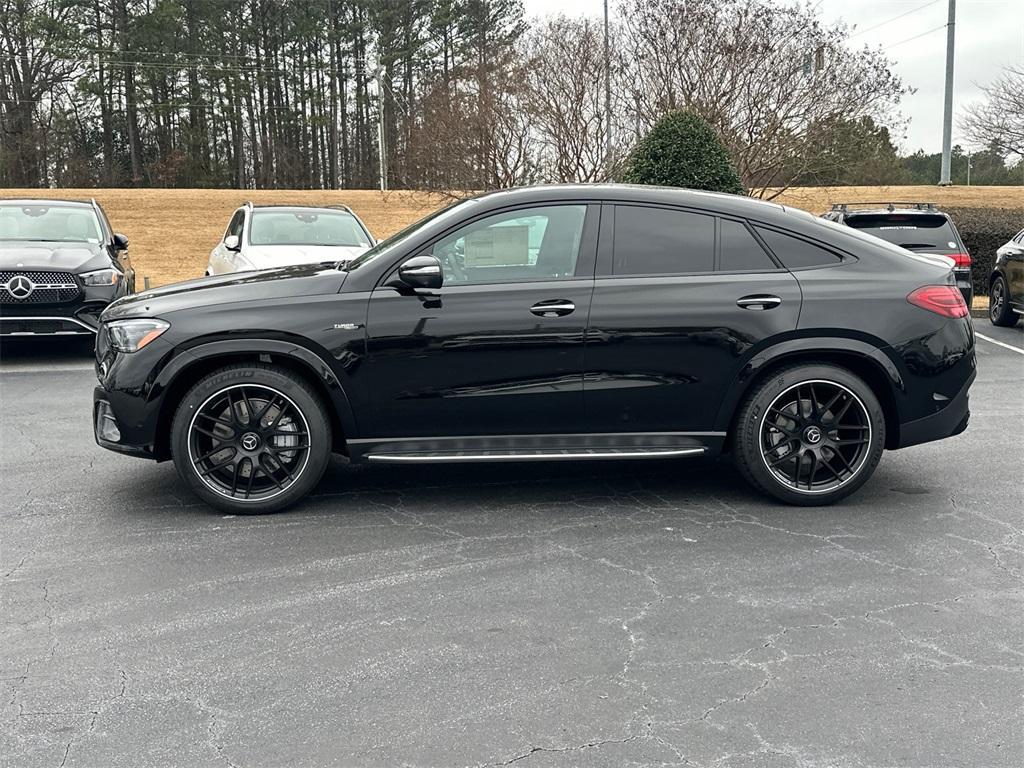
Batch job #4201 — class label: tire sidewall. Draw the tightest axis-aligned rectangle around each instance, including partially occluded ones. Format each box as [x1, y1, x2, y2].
[989, 276, 1016, 326]
[171, 365, 331, 514]
[736, 364, 886, 506]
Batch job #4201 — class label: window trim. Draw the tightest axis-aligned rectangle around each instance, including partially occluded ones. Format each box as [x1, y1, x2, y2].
[598, 202, 718, 279]
[596, 204, 787, 279]
[753, 223, 852, 272]
[377, 202, 600, 289]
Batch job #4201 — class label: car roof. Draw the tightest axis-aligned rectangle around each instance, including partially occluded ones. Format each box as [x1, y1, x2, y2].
[248, 204, 355, 213]
[0, 198, 95, 208]
[467, 184, 807, 224]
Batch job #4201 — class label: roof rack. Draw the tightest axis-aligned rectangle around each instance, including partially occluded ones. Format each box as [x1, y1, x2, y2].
[830, 201, 938, 212]
[324, 203, 354, 213]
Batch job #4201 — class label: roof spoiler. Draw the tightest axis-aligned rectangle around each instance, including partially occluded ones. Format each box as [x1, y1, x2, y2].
[830, 202, 938, 212]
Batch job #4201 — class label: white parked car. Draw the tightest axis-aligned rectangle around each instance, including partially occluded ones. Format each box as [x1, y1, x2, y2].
[206, 203, 375, 276]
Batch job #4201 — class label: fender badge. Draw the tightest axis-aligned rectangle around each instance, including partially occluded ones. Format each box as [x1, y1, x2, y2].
[333, 323, 359, 330]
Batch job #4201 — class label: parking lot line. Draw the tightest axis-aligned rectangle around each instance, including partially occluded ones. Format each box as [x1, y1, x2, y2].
[0, 362, 95, 374]
[975, 332, 1024, 356]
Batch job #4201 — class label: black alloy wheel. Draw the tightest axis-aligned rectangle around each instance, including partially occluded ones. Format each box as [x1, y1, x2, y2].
[989, 276, 1018, 327]
[188, 384, 310, 502]
[171, 364, 331, 513]
[759, 380, 871, 494]
[733, 364, 885, 506]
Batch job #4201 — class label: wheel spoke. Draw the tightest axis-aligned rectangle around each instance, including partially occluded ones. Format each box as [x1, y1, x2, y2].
[195, 443, 236, 464]
[196, 412, 236, 430]
[768, 447, 797, 468]
[808, 383, 820, 420]
[256, 395, 281, 424]
[834, 438, 869, 447]
[264, 451, 296, 482]
[805, 451, 818, 490]
[197, 456, 236, 477]
[239, 388, 256, 426]
[259, 455, 286, 490]
[243, 458, 256, 499]
[821, 454, 844, 482]
[193, 424, 235, 440]
[831, 396, 854, 423]
[831, 448, 855, 475]
[229, 460, 242, 496]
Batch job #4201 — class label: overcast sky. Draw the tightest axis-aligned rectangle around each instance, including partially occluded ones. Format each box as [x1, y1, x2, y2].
[521, 0, 1024, 155]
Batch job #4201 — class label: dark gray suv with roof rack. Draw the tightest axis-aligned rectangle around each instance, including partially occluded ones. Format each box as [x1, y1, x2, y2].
[822, 202, 972, 307]
[0, 198, 135, 337]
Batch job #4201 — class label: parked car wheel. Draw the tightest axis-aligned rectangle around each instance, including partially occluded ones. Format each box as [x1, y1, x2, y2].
[170, 364, 331, 514]
[733, 364, 885, 506]
[989, 275, 1018, 327]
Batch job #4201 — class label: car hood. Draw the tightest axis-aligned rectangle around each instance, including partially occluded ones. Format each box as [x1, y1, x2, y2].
[243, 244, 368, 267]
[103, 263, 347, 321]
[0, 241, 110, 273]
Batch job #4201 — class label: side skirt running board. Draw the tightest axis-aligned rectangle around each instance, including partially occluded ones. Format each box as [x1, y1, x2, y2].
[366, 446, 707, 463]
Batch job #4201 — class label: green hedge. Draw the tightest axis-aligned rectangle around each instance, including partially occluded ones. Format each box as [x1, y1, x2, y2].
[621, 111, 744, 194]
[944, 206, 1023, 294]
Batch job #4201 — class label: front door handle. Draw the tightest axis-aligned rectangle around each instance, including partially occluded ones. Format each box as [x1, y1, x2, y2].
[530, 299, 576, 317]
[736, 295, 782, 310]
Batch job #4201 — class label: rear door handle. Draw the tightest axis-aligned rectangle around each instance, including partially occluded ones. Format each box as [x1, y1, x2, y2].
[530, 299, 576, 317]
[736, 295, 782, 310]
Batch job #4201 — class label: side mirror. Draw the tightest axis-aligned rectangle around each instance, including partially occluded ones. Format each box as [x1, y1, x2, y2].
[398, 255, 443, 290]
[224, 234, 241, 252]
[112, 233, 129, 251]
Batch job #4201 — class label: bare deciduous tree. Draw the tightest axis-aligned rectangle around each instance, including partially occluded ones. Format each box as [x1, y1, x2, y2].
[961, 66, 1024, 161]
[616, 0, 907, 197]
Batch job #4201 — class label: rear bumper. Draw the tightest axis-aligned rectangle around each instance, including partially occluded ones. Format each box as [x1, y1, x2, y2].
[895, 367, 974, 449]
[954, 269, 973, 307]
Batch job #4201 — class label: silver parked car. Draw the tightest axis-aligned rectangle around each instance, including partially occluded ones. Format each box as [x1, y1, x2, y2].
[206, 203, 375, 276]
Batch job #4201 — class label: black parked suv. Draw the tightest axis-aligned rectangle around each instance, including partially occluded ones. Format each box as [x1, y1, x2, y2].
[0, 199, 135, 336]
[93, 185, 975, 513]
[822, 202, 973, 307]
[988, 227, 1024, 327]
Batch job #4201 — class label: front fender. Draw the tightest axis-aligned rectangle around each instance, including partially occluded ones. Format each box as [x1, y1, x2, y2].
[152, 338, 359, 441]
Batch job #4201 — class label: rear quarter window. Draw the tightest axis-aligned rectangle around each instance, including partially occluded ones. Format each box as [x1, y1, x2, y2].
[754, 227, 843, 270]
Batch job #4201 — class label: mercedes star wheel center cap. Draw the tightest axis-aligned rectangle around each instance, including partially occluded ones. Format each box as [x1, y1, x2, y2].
[241, 432, 261, 451]
[804, 426, 823, 445]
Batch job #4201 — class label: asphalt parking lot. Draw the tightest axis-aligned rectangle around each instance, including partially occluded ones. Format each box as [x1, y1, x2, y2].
[2, 324, 1022, 768]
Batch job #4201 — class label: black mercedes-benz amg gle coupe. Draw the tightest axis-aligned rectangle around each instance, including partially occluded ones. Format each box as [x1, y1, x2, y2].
[93, 185, 975, 513]
[0, 198, 135, 337]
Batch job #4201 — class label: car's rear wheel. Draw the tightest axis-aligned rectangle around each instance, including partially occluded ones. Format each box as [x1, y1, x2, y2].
[170, 364, 331, 514]
[733, 364, 885, 506]
[989, 275, 1018, 327]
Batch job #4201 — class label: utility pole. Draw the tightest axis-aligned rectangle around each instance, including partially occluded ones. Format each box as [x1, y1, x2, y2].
[375, 67, 387, 192]
[939, 0, 956, 185]
[966, 150, 971, 185]
[603, 0, 612, 171]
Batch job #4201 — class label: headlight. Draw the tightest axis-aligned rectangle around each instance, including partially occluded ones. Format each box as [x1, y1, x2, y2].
[106, 318, 169, 353]
[81, 268, 122, 286]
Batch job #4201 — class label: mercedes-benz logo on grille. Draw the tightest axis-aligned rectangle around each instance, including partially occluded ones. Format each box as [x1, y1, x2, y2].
[5, 275, 34, 299]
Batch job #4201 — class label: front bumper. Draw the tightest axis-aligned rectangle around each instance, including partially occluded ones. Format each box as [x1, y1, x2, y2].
[93, 387, 156, 458]
[896, 366, 975, 449]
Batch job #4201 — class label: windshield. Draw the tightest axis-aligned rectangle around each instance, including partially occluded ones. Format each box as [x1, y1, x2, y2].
[344, 198, 475, 271]
[249, 209, 371, 247]
[844, 213, 961, 251]
[0, 203, 103, 243]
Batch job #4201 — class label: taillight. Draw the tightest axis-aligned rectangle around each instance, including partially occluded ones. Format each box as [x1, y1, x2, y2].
[907, 285, 969, 318]
[946, 252, 971, 268]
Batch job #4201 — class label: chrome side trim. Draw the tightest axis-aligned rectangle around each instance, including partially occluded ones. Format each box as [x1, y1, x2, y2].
[366, 447, 706, 463]
[0, 316, 97, 335]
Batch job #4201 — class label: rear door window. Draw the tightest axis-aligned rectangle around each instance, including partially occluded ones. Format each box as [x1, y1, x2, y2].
[612, 205, 715, 275]
[754, 227, 843, 270]
[843, 213, 961, 251]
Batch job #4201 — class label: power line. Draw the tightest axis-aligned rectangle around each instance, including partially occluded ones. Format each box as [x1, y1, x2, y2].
[879, 22, 946, 52]
[846, 0, 941, 40]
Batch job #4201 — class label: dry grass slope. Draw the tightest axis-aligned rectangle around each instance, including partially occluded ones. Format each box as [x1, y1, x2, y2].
[2, 185, 1021, 287]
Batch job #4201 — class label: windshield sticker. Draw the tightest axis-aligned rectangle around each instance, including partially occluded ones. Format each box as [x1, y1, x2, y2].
[879, 226, 917, 230]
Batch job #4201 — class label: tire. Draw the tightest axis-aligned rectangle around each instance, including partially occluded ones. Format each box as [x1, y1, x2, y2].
[170, 363, 332, 514]
[989, 275, 1018, 327]
[732, 364, 886, 506]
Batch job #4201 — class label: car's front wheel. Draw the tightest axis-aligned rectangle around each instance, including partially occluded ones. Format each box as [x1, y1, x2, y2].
[989, 275, 1018, 327]
[733, 364, 885, 506]
[170, 364, 332, 514]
